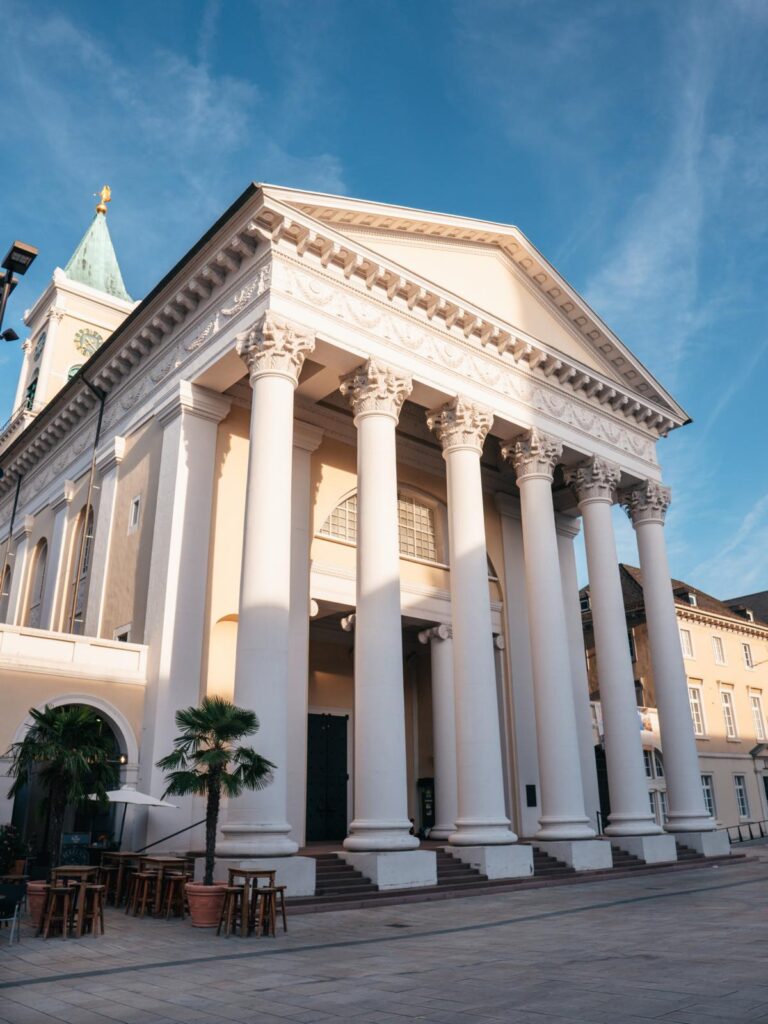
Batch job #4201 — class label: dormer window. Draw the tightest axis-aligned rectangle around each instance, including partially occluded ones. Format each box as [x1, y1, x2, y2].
[746, 609, 755, 623]
[687, 592, 697, 607]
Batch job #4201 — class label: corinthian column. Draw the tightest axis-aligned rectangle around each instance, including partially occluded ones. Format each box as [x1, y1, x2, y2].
[427, 398, 515, 846]
[565, 458, 660, 839]
[218, 313, 315, 857]
[502, 430, 595, 843]
[621, 481, 714, 836]
[340, 359, 418, 853]
[418, 624, 458, 841]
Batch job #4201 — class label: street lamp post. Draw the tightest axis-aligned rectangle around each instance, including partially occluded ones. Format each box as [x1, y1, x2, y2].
[0, 240, 38, 341]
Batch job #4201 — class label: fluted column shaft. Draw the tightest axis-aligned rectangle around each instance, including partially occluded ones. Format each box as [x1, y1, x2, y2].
[341, 360, 418, 852]
[503, 429, 594, 841]
[622, 481, 713, 832]
[419, 625, 458, 840]
[428, 398, 515, 845]
[218, 313, 315, 857]
[566, 458, 660, 837]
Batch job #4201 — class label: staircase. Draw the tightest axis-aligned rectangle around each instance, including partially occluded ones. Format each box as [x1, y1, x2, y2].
[610, 845, 645, 869]
[435, 848, 486, 890]
[313, 853, 378, 898]
[674, 840, 706, 863]
[530, 845, 576, 878]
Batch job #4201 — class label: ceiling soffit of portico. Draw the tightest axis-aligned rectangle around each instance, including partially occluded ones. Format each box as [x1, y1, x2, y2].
[266, 186, 686, 422]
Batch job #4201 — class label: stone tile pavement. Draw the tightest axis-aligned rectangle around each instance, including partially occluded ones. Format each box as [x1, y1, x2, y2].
[2, 856, 768, 1023]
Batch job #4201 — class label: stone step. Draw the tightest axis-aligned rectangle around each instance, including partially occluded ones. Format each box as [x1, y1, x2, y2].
[610, 845, 645, 868]
[675, 841, 705, 861]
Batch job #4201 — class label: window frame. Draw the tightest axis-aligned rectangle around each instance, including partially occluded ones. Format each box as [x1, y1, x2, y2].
[734, 774, 750, 819]
[720, 687, 738, 740]
[742, 642, 754, 670]
[750, 693, 766, 742]
[128, 495, 142, 535]
[24, 539, 49, 629]
[680, 627, 694, 659]
[688, 683, 706, 737]
[711, 635, 726, 666]
[701, 774, 716, 817]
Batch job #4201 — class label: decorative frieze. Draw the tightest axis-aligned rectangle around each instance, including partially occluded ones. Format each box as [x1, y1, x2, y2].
[564, 456, 621, 505]
[339, 358, 412, 420]
[426, 397, 493, 455]
[236, 312, 315, 386]
[501, 428, 563, 483]
[620, 479, 672, 526]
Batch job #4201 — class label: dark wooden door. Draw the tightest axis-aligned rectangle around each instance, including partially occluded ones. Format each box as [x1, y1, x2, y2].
[306, 713, 348, 842]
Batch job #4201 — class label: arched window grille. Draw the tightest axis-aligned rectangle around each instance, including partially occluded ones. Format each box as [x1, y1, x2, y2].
[25, 540, 48, 628]
[319, 491, 439, 563]
[68, 506, 94, 635]
[0, 565, 12, 623]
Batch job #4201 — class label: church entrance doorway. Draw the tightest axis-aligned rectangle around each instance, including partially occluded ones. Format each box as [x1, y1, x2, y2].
[306, 713, 349, 842]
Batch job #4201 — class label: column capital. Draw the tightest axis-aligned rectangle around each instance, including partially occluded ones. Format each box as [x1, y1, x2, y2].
[52, 480, 75, 515]
[13, 515, 34, 543]
[418, 623, 452, 644]
[339, 358, 412, 421]
[236, 312, 315, 386]
[501, 428, 563, 483]
[565, 456, 621, 506]
[620, 479, 671, 526]
[426, 396, 493, 456]
[95, 436, 126, 476]
[157, 381, 232, 428]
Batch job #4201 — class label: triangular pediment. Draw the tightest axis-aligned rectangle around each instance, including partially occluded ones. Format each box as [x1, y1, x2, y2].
[262, 185, 685, 419]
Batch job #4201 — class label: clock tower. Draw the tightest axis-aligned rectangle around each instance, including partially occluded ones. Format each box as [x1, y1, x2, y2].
[11, 187, 136, 422]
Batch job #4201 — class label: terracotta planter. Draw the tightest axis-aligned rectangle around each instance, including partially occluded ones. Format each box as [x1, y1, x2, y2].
[27, 881, 50, 929]
[185, 882, 227, 928]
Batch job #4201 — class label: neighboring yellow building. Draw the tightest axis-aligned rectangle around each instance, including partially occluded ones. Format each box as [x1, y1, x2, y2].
[583, 566, 768, 833]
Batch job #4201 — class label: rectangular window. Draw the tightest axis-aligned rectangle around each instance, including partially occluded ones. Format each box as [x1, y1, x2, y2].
[720, 689, 738, 739]
[648, 791, 656, 818]
[712, 636, 725, 665]
[701, 775, 715, 817]
[688, 686, 705, 736]
[751, 694, 766, 741]
[643, 750, 653, 778]
[627, 630, 636, 662]
[658, 789, 668, 821]
[128, 496, 141, 534]
[735, 775, 750, 818]
[743, 643, 754, 669]
[680, 628, 693, 659]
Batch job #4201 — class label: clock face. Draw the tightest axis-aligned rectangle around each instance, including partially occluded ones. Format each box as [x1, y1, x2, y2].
[73, 328, 104, 357]
[33, 331, 46, 362]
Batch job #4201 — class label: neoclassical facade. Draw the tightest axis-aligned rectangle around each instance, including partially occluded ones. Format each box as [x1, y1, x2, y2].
[0, 185, 729, 892]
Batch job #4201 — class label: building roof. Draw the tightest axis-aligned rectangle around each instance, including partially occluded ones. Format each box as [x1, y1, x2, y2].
[64, 210, 131, 302]
[725, 591, 768, 624]
[582, 565, 768, 628]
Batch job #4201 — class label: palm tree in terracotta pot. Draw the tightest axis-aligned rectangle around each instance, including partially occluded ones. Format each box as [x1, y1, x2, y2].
[157, 696, 274, 928]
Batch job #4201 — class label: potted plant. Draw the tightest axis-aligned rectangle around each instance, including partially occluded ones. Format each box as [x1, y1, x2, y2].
[5, 705, 118, 870]
[157, 696, 274, 928]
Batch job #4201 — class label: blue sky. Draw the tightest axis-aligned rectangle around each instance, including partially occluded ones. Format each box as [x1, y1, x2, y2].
[1, 0, 766, 598]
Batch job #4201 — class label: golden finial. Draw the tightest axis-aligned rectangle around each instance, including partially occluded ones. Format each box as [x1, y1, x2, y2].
[94, 185, 111, 215]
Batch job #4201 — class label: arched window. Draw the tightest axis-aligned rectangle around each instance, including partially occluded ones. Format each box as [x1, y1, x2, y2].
[25, 370, 39, 411]
[24, 540, 48, 629]
[319, 491, 440, 563]
[67, 506, 94, 634]
[0, 564, 12, 623]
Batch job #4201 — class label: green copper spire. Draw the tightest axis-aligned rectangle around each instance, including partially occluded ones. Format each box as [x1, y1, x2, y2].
[64, 186, 132, 301]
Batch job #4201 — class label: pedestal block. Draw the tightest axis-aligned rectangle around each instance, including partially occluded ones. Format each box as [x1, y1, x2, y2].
[679, 831, 731, 858]
[449, 844, 533, 879]
[341, 850, 437, 890]
[612, 834, 677, 864]
[536, 839, 613, 871]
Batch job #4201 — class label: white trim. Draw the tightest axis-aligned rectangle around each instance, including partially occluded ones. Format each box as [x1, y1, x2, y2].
[11, 691, 140, 765]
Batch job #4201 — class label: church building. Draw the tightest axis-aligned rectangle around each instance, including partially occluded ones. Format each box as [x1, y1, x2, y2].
[0, 184, 729, 893]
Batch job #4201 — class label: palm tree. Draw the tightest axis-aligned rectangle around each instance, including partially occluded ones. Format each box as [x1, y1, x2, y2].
[5, 705, 119, 866]
[156, 697, 274, 886]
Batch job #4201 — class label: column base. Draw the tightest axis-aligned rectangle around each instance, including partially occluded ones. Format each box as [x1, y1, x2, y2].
[216, 822, 299, 857]
[536, 839, 613, 872]
[343, 820, 419, 852]
[341, 850, 437, 890]
[428, 825, 455, 841]
[604, 815, 663, 838]
[611, 834, 677, 864]
[663, 813, 717, 833]
[671, 830, 731, 858]
[535, 817, 596, 841]
[448, 844, 533, 880]
[449, 818, 518, 846]
[204, 855, 316, 896]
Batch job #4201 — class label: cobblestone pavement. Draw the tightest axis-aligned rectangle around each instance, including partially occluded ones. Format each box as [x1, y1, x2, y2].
[2, 857, 768, 1023]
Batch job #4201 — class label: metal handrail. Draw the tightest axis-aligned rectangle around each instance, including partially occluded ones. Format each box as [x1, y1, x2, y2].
[135, 818, 206, 853]
[714, 818, 768, 843]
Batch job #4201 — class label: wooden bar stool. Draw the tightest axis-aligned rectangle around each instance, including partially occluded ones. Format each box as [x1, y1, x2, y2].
[78, 885, 106, 937]
[127, 872, 158, 917]
[252, 887, 278, 938]
[98, 864, 119, 905]
[162, 873, 189, 920]
[217, 885, 244, 937]
[40, 885, 76, 939]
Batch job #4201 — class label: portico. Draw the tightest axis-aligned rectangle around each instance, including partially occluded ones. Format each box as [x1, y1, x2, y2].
[0, 184, 726, 892]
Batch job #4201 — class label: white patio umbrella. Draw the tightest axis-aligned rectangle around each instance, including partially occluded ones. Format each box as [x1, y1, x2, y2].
[89, 786, 177, 847]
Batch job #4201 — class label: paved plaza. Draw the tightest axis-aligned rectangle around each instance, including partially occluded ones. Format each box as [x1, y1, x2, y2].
[2, 857, 768, 1024]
